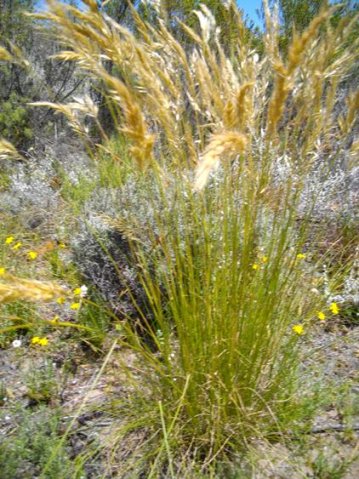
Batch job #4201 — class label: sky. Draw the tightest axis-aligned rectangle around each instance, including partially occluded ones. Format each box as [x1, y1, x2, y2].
[35, 1, 264, 27]
[238, 1, 263, 26]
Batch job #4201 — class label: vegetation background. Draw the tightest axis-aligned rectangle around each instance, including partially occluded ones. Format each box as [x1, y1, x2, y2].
[0, 1, 358, 478]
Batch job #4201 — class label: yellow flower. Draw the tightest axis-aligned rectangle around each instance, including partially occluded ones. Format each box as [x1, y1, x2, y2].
[317, 311, 326, 321]
[27, 251, 38, 260]
[31, 336, 49, 346]
[330, 302, 339, 315]
[12, 242, 22, 251]
[292, 324, 304, 335]
[261, 256, 268, 263]
[70, 302, 81, 310]
[0, 267, 5, 276]
[56, 297, 65, 305]
[58, 242, 66, 249]
[5, 236, 14, 245]
[252, 263, 260, 270]
[73, 285, 88, 298]
[48, 315, 60, 325]
[296, 253, 306, 260]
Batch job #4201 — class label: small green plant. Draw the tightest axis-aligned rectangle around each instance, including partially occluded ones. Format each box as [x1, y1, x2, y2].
[60, 172, 96, 213]
[0, 301, 36, 347]
[46, 246, 79, 281]
[312, 450, 354, 479]
[336, 382, 359, 433]
[97, 134, 134, 188]
[0, 406, 83, 479]
[76, 296, 112, 351]
[25, 360, 58, 404]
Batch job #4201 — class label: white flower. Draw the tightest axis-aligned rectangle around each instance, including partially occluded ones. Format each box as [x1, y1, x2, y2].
[79, 285, 88, 298]
[12, 339, 22, 348]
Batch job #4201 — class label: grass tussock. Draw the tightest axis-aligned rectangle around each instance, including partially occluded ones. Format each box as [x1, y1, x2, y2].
[6, 0, 357, 474]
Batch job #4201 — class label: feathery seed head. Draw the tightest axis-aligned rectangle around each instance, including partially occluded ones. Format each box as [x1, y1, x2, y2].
[0, 275, 67, 304]
[195, 132, 247, 190]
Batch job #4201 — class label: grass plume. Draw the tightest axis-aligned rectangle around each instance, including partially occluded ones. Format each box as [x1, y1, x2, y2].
[0, 139, 24, 161]
[194, 131, 247, 190]
[0, 274, 67, 303]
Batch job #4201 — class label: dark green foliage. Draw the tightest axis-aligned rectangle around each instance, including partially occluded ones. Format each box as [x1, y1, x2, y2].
[0, 0, 34, 40]
[0, 1, 35, 146]
[272, 0, 359, 52]
[0, 92, 33, 146]
[277, 0, 326, 33]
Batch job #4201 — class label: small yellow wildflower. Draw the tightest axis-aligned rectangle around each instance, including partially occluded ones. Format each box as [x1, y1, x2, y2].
[48, 315, 60, 325]
[292, 324, 304, 335]
[73, 285, 88, 298]
[58, 242, 66, 249]
[330, 302, 339, 315]
[31, 336, 49, 346]
[252, 263, 260, 271]
[0, 267, 5, 276]
[317, 311, 326, 321]
[27, 251, 38, 260]
[70, 302, 81, 310]
[296, 253, 306, 260]
[12, 242, 22, 251]
[5, 236, 14, 245]
[56, 297, 65, 305]
[261, 256, 268, 263]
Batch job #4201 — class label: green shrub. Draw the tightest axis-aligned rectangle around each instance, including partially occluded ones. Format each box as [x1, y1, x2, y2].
[0, 92, 33, 147]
